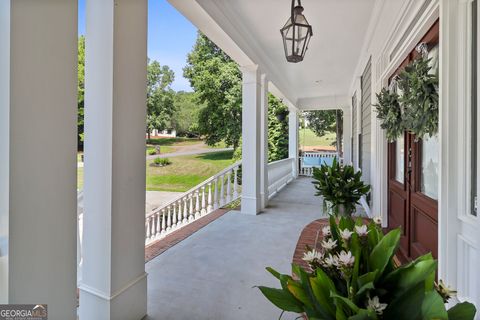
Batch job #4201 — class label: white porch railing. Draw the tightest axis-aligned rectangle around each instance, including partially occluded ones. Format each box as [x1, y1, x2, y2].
[267, 157, 295, 199]
[144, 161, 241, 245]
[299, 152, 339, 176]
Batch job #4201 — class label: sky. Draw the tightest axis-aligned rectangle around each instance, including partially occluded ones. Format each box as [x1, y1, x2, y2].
[78, 0, 197, 92]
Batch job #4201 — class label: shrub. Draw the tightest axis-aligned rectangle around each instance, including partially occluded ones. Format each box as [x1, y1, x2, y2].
[259, 216, 476, 320]
[153, 157, 171, 166]
[312, 158, 370, 216]
[148, 148, 157, 155]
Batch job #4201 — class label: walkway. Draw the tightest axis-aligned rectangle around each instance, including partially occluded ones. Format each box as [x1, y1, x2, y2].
[145, 177, 324, 320]
[146, 144, 233, 160]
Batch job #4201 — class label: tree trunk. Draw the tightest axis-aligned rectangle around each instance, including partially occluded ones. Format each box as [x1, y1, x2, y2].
[147, 131, 151, 140]
[335, 110, 343, 157]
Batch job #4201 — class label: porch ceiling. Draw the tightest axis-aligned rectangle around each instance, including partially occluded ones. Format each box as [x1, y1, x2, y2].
[169, 0, 376, 109]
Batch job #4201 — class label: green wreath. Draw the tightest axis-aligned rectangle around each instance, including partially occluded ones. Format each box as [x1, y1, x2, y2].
[373, 87, 404, 142]
[398, 56, 439, 139]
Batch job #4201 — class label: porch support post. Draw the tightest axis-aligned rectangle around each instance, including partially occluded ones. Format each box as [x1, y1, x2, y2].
[260, 74, 269, 209]
[0, 1, 78, 318]
[241, 65, 262, 215]
[80, 0, 148, 319]
[288, 108, 299, 178]
[342, 106, 352, 165]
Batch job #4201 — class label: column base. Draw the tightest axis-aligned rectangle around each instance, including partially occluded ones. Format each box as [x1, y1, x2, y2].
[241, 196, 261, 215]
[260, 192, 268, 210]
[79, 273, 147, 320]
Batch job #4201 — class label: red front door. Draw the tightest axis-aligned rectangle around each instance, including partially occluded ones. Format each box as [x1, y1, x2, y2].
[387, 21, 439, 262]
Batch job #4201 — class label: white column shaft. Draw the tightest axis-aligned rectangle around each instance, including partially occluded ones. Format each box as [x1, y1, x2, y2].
[80, 0, 148, 319]
[241, 65, 262, 215]
[0, 1, 78, 318]
[260, 74, 269, 209]
[289, 109, 299, 178]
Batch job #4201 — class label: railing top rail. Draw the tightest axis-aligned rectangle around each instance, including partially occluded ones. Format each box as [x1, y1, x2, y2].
[147, 160, 241, 218]
[267, 157, 294, 167]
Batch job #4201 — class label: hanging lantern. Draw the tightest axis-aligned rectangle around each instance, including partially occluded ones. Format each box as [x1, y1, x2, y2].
[280, 0, 313, 63]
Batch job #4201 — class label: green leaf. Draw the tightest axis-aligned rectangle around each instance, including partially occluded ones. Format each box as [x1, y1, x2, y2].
[348, 309, 378, 320]
[266, 267, 281, 280]
[287, 280, 313, 309]
[421, 290, 448, 320]
[382, 253, 436, 298]
[383, 281, 425, 320]
[258, 286, 304, 313]
[447, 302, 477, 320]
[310, 276, 336, 319]
[331, 293, 360, 313]
[368, 228, 401, 280]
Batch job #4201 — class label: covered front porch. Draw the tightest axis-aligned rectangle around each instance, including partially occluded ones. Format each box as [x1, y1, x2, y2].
[145, 177, 322, 320]
[2, 0, 480, 319]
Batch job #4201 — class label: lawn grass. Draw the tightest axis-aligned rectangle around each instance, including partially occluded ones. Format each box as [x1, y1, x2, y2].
[299, 128, 336, 147]
[146, 145, 174, 155]
[146, 137, 201, 146]
[146, 150, 235, 192]
[77, 150, 235, 192]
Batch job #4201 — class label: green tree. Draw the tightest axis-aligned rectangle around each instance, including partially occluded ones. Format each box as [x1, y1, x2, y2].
[77, 36, 85, 148]
[183, 32, 242, 150]
[304, 110, 343, 155]
[268, 94, 289, 162]
[171, 91, 202, 137]
[147, 59, 175, 139]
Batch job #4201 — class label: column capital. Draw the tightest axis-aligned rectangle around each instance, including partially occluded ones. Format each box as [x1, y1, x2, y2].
[240, 64, 260, 85]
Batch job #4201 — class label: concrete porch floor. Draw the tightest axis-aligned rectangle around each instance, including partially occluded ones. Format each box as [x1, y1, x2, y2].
[144, 177, 324, 320]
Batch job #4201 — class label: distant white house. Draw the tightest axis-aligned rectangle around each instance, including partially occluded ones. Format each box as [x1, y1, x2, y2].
[148, 129, 177, 138]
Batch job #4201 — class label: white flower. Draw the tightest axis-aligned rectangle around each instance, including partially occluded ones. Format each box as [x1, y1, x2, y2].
[367, 296, 388, 315]
[302, 249, 323, 263]
[337, 250, 355, 267]
[340, 229, 354, 241]
[322, 226, 331, 237]
[374, 216, 382, 225]
[323, 254, 338, 268]
[321, 238, 337, 251]
[355, 225, 370, 237]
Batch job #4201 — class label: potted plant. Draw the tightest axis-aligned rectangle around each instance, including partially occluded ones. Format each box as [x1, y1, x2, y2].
[312, 158, 370, 216]
[258, 216, 476, 319]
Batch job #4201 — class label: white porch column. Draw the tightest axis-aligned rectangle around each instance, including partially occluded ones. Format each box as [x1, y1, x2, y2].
[241, 65, 262, 215]
[288, 108, 299, 178]
[342, 106, 352, 165]
[0, 1, 78, 318]
[260, 74, 269, 209]
[80, 1, 148, 319]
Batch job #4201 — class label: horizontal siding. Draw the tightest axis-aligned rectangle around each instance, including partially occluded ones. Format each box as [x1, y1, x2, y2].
[360, 58, 372, 186]
[352, 93, 357, 166]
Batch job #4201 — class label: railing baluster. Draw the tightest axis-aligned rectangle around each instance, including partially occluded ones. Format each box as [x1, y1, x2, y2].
[226, 171, 232, 203]
[207, 183, 213, 212]
[172, 203, 177, 229]
[146, 219, 151, 241]
[200, 186, 206, 215]
[161, 209, 166, 236]
[155, 212, 161, 237]
[183, 197, 188, 223]
[167, 206, 172, 231]
[189, 194, 195, 221]
[195, 190, 201, 219]
[213, 177, 219, 210]
[233, 167, 239, 199]
[219, 174, 225, 207]
[177, 200, 183, 226]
